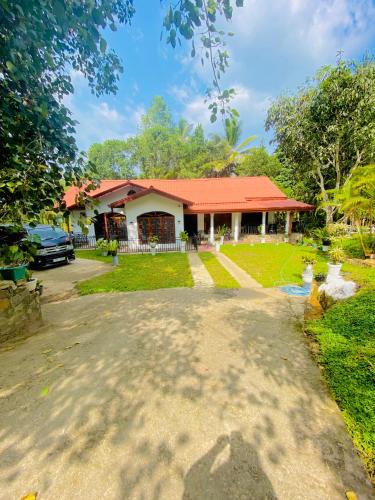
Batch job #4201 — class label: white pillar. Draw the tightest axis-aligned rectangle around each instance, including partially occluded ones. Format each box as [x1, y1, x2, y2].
[261, 211, 266, 236]
[234, 213, 239, 242]
[197, 214, 204, 233]
[285, 211, 290, 235]
[210, 213, 214, 243]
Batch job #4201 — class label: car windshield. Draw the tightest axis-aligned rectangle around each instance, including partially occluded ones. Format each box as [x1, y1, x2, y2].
[28, 227, 67, 241]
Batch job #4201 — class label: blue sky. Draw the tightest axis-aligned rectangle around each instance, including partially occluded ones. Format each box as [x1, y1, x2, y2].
[67, 0, 375, 152]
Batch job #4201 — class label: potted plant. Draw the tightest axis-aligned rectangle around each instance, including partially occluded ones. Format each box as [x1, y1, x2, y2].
[257, 224, 266, 243]
[107, 239, 119, 266]
[327, 246, 346, 280]
[301, 254, 317, 284]
[179, 231, 189, 252]
[214, 225, 226, 251]
[149, 235, 159, 256]
[313, 227, 330, 251]
[0, 244, 31, 282]
[25, 269, 38, 292]
[96, 238, 108, 256]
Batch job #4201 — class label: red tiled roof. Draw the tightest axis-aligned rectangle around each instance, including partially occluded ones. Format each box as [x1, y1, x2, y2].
[64, 177, 313, 212]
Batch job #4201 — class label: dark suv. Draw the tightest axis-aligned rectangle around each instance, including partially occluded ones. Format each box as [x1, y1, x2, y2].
[25, 225, 75, 268]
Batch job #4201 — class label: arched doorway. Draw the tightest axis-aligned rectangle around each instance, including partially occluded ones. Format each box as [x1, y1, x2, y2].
[137, 211, 175, 243]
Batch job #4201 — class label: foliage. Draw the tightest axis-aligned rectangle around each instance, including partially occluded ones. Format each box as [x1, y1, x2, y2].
[149, 235, 159, 244]
[328, 246, 346, 264]
[163, 0, 244, 122]
[88, 140, 135, 179]
[312, 227, 331, 245]
[199, 252, 240, 288]
[216, 224, 227, 237]
[266, 58, 375, 224]
[96, 238, 108, 252]
[75, 251, 193, 293]
[179, 231, 189, 242]
[307, 288, 375, 480]
[302, 254, 317, 265]
[0, 1, 242, 223]
[0, 0, 136, 223]
[0, 226, 39, 266]
[324, 164, 375, 255]
[236, 146, 282, 178]
[107, 239, 118, 256]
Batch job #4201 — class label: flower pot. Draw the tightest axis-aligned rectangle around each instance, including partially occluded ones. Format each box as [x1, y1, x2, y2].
[215, 242, 221, 252]
[26, 278, 38, 292]
[180, 241, 186, 253]
[0, 264, 28, 282]
[112, 255, 119, 266]
[327, 262, 342, 281]
[302, 264, 314, 284]
[220, 236, 224, 245]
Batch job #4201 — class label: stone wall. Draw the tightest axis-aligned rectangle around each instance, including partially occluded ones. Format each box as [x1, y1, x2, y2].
[238, 233, 303, 244]
[0, 280, 43, 344]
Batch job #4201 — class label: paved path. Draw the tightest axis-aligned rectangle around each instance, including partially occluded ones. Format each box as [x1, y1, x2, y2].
[33, 258, 110, 303]
[215, 251, 262, 289]
[188, 252, 214, 288]
[0, 286, 372, 499]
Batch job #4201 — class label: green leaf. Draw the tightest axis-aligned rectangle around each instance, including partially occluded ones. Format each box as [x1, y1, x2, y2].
[41, 387, 49, 396]
[100, 38, 107, 53]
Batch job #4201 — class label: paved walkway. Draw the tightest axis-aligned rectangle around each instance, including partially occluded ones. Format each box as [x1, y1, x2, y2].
[188, 252, 214, 288]
[215, 251, 262, 289]
[0, 286, 372, 499]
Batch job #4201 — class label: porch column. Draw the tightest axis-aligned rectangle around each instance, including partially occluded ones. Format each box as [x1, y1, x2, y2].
[233, 213, 239, 242]
[104, 213, 109, 240]
[285, 211, 290, 235]
[197, 214, 204, 233]
[261, 211, 267, 236]
[210, 213, 214, 243]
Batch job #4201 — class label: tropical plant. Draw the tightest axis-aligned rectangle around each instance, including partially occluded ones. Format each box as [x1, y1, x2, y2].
[149, 235, 159, 244]
[328, 246, 346, 264]
[324, 164, 375, 256]
[302, 255, 317, 265]
[107, 239, 118, 256]
[179, 231, 189, 242]
[312, 227, 330, 246]
[266, 58, 375, 224]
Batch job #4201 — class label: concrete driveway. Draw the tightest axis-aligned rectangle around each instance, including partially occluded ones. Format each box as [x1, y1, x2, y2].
[33, 258, 110, 303]
[0, 285, 372, 499]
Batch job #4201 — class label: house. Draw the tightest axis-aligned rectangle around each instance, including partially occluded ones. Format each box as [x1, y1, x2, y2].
[64, 176, 313, 244]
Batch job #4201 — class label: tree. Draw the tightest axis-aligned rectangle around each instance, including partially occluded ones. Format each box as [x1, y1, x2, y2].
[225, 117, 242, 147]
[88, 140, 135, 179]
[325, 164, 375, 255]
[236, 146, 282, 178]
[0, 1, 243, 223]
[266, 58, 375, 225]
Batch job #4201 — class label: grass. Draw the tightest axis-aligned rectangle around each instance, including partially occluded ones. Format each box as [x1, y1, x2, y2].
[307, 288, 375, 482]
[75, 250, 193, 294]
[199, 252, 240, 288]
[221, 243, 328, 287]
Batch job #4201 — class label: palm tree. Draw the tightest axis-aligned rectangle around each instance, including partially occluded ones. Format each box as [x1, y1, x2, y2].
[202, 118, 256, 177]
[225, 117, 242, 147]
[326, 164, 375, 255]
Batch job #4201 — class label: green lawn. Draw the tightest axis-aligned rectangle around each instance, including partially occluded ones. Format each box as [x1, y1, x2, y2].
[75, 250, 193, 294]
[199, 252, 240, 288]
[221, 243, 327, 287]
[307, 289, 375, 481]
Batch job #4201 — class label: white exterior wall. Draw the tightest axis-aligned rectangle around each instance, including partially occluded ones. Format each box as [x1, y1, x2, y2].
[85, 185, 143, 218]
[124, 193, 184, 242]
[70, 210, 84, 234]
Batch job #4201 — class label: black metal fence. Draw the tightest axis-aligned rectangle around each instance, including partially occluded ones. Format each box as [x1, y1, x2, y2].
[72, 235, 198, 253]
[241, 222, 304, 235]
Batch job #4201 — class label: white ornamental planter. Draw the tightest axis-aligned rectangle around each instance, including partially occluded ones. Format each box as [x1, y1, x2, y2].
[180, 241, 186, 253]
[150, 243, 157, 256]
[327, 262, 342, 281]
[112, 255, 119, 266]
[215, 242, 221, 252]
[220, 236, 224, 245]
[302, 264, 313, 284]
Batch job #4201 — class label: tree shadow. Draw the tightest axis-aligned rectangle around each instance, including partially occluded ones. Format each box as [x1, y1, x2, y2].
[183, 432, 277, 500]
